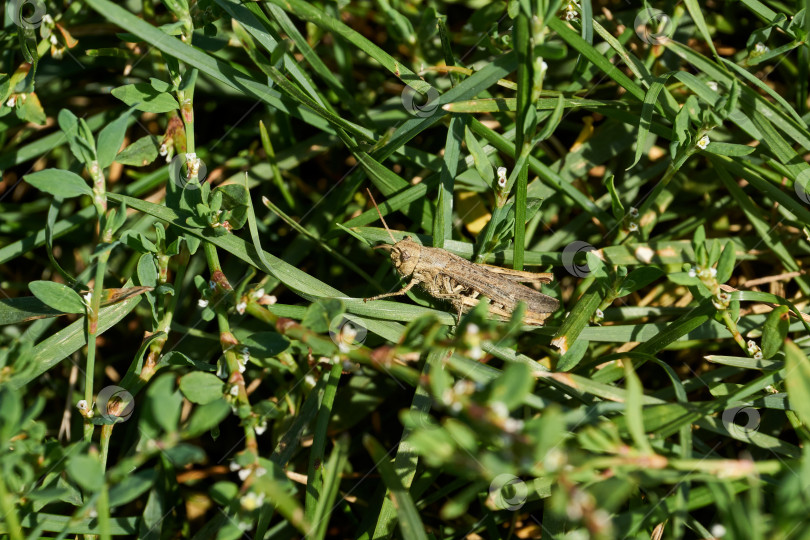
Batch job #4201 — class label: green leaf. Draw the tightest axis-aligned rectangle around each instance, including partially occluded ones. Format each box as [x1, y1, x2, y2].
[0, 387, 22, 445]
[28, 281, 86, 314]
[109, 470, 156, 507]
[67, 455, 105, 492]
[182, 399, 231, 438]
[463, 125, 494, 185]
[363, 434, 428, 540]
[624, 360, 653, 454]
[179, 372, 225, 405]
[144, 373, 182, 434]
[715, 242, 736, 283]
[57, 109, 97, 164]
[110, 83, 180, 113]
[487, 363, 533, 410]
[242, 332, 291, 359]
[97, 108, 133, 168]
[761, 306, 789, 359]
[785, 340, 810, 427]
[115, 135, 160, 166]
[24, 169, 93, 199]
[705, 141, 756, 156]
[15, 92, 46, 125]
[627, 76, 669, 170]
[604, 174, 625, 221]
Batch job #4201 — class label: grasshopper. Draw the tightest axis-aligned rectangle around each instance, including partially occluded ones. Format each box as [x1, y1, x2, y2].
[362, 190, 559, 325]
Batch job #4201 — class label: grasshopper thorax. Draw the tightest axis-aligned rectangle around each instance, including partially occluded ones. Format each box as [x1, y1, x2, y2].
[390, 237, 421, 276]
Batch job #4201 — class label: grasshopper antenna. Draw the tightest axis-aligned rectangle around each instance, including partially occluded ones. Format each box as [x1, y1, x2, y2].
[365, 188, 397, 244]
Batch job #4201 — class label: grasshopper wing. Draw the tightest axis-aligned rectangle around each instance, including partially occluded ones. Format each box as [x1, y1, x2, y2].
[443, 252, 560, 314]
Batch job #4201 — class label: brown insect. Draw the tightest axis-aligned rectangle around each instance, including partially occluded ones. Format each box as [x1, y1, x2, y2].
[362, 190, 559, 325]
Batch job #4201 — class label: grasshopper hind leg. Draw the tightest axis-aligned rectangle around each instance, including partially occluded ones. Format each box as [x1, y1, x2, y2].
[364, 278, 419, 302]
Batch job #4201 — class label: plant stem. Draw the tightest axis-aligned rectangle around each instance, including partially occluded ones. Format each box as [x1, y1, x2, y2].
[85, 160, 110, 441]
[512, 11, 532, 271]
[0, 472, 24, 540]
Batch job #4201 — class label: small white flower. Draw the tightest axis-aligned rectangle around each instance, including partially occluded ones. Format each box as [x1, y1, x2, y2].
[241, 491, 265, 511]
[595, 309, 604, 319]
[197, 299, 209, 308]
[236, 301, 247, 315]
[688, 267, 697, 278]
[707, 81, 719, 92]
[628, 206, 639, 218]
[468, 345, 483, 360]
[229, 385, 239, 396]
[491, 401, 509, 418]
[453, 380, 475, 395]
[466, 323, 480, 335]
[497, 167, 508, 188]
[754, 351, 763, 360]
[159, 143, 168, 156]
[229, 461, 241, 472]
[217, 360, 227, 379]
[709, 267, 718, 277]
[186, 152, 200, 177]
[503, 417, 524, 433]
[6, 96, 16, 107]
[697, 135, 710, 149]
[83, 291, 92, 305]
[628, 222, 638, 232]
[711, 524, 727, 538]
[238, 468, 250, 481]
[49, 34, 58, 46]
[77, 400, 88, 411]
[754, 42, 769, 54]
[255, 421, 267, 435]
[255, 466, 267, 477]
[238, 347, 249, 373]
[341, 323, 358, 343]
[250, 288, 265, 300]
[544, 448, 566, 471]
[42, 14, 54, 25]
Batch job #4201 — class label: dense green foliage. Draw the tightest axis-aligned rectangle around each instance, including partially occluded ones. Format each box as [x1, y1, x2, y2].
[2, 0, 810, 538]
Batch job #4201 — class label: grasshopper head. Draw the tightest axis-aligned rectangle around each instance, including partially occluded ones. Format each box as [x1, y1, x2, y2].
[390, 237, 421, 276]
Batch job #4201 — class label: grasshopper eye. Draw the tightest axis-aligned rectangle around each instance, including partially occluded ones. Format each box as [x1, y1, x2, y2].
[400, 252, 410, 261]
